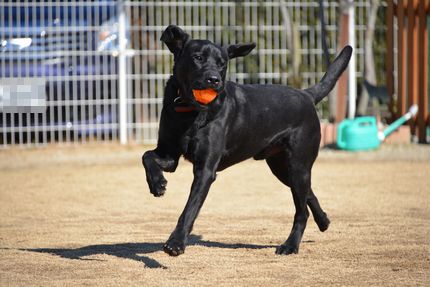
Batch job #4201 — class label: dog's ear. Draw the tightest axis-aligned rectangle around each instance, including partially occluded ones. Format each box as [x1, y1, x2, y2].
[160, 25, 190, 58]
[227, 43, 256, 59]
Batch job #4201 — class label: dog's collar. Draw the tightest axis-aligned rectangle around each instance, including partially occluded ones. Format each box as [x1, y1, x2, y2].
[173, 89, 196, 113]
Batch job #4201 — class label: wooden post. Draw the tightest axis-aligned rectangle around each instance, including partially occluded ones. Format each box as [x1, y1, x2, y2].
[418, 0, 429, 143]
[407, 0, 419, 135]
[336, 11, 349, 123]
[387, 0, 430, 142]
[397, 0, 407, 118]
[386, 0, 395, 120]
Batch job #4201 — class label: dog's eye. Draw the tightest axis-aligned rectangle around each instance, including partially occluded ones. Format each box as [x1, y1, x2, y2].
[193, 55, 203, 61]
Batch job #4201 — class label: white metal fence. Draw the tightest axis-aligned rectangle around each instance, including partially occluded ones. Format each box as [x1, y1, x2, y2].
[0, 0, 386, 147]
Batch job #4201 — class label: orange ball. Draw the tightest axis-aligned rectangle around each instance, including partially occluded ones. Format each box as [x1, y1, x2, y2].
[192, 89, 218, 104]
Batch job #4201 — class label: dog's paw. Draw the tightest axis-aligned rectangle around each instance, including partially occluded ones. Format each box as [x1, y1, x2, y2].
[148, 175, 167, 197]
[315, 213, 330, 232]
[275, 244, 298, 255]
[163, 238, 185, 256]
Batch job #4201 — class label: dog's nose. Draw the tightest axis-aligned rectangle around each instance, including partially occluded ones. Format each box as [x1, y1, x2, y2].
[206, 76, 220, 85]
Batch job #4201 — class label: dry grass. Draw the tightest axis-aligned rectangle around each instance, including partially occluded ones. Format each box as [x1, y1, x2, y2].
[1, 144, 429, 286]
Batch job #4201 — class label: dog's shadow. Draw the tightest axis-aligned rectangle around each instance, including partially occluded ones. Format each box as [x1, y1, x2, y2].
[21, 235, 275, 269]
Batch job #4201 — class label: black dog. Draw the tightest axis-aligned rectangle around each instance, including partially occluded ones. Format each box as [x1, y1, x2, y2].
[143, 25, 352, 256]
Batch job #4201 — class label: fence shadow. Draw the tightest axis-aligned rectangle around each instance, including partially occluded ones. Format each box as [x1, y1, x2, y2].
[21, 235, 275, 269]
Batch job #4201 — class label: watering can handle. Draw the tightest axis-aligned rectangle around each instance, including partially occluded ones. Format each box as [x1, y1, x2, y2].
[337, 121, 348, 149]
[351, 116, 376, 126]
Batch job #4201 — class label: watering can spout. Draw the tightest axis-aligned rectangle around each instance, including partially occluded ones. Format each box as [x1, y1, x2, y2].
[382, 105, 418, 139]
[408, 105, 419, 119]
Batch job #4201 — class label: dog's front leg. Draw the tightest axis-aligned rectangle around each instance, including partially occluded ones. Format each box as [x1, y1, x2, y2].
[163, 151, 220, 256]
[142, 148, 179, 197]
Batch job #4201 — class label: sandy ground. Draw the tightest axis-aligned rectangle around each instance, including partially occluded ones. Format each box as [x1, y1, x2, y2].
[0, 144, 429, 286]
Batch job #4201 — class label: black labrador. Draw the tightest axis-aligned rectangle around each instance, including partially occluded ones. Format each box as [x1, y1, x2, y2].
[143, 25, 352, 256]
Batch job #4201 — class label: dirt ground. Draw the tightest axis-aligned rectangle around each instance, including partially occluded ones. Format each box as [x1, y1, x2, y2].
[0, 144, 429, 286]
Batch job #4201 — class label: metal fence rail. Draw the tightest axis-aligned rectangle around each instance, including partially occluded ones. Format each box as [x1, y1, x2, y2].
[0, 0, 387, 147]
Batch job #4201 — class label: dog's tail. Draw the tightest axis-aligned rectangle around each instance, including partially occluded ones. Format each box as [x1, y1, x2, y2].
[305, 45, 353, 105]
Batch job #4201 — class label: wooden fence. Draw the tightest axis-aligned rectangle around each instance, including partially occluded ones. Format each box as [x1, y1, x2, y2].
[386, 0, 430, 143]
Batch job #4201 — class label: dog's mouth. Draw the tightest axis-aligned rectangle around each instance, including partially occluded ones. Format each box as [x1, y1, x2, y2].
[174, 80, 224, 112]
[191, 80, 224, 93]
[192, 82, 224, 93]
[192, 89, 218, 105]
[191, 81, 224, 106]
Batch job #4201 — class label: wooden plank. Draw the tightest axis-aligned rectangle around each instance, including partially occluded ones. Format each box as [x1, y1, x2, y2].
[336, 13, 349, 123]
[407, 0, 419, 134]
[412, 0, 420, 107]
[397, 0, 407, 118]
[386, 0, 395, 120]
[396, 0, 426, 10]
[418, 0, 429, 143]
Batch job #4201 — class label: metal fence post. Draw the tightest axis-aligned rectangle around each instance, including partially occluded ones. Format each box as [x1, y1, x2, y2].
[347, 0, 356, 119]
[118, 1, 127, 145]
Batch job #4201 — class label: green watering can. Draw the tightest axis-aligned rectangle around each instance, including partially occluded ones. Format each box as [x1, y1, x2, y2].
[337, 105, 418, 151]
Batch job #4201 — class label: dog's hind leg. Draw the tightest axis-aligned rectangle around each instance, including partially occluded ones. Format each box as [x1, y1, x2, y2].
[266, 152, 310, 255]
[307, 189, 330, 232]
[279, 162, 311, 255]
[266, 152, 291, 186]
[266, 153, 329, 232]
[266, 125, 328, 254]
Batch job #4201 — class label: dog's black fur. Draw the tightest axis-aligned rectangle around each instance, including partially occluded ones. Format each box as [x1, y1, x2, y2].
[143, 25, 352, 256]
